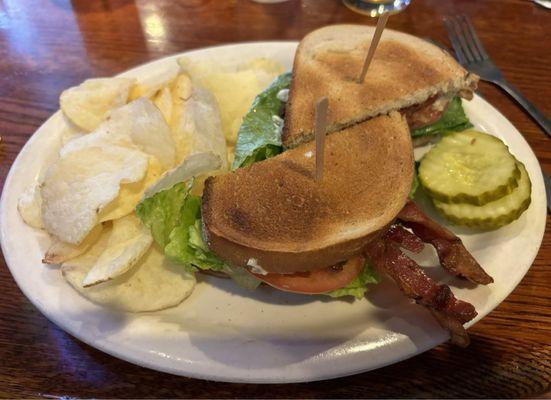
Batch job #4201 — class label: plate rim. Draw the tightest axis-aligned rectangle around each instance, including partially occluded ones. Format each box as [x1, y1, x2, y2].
[0, 41, 546, 383]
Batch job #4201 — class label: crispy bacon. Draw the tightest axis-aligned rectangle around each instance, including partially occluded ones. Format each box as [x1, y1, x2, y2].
[430, 309, 470, 348]
[397, 201, 493, 285]
[384, 224, 424, 253]
[366, 237, 476, 347]
[402, 95, 450, 129]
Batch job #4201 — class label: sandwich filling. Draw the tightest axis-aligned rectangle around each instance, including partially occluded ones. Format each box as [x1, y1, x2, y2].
[248, 256, 378, 296]
[404, 95, 451, 129]
[408, 95, 472, 140]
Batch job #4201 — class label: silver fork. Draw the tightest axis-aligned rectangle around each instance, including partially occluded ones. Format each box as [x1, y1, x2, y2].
[444, 15, 551, 138]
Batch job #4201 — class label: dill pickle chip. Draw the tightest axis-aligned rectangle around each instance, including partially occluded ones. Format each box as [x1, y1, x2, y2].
[433, 161, 531, 230]
[419, 130, 519, 205]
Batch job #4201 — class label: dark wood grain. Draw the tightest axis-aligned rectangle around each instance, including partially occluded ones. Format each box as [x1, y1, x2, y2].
[0, 0, 549, 398]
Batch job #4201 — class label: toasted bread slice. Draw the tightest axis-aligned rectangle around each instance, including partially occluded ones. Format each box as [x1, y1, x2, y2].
[282, 24, 478, 148]
[202, 112, 413, 274]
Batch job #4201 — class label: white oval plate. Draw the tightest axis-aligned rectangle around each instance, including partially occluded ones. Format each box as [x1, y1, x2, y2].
[0, 42, 546, 383]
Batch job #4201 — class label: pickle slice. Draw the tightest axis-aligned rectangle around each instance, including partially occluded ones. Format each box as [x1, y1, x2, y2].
[433, 161, 531, 230]
[419, 130, 520, 205]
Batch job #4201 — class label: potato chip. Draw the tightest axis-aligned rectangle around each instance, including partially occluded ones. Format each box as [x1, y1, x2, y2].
[41, 145, 148, 245]
[170, 80, 228, 168]
[60, 114, 86, 146]
[153, 86, 173, 124]
[60, 77, 134, 132]
[61, 128, 85, 147]
[178, 57, 284, 145]
[60, 98, 176, 170]
[60, 125, 134, 157]
[43, 224, 104, 265]
[168, 73, 194, 159]
[18, 182, 44, 229]
[98, 156, 163, 222]
[128, 62, 180, 100]
[82, 213, 153, 287]
[143, 152, 221, 199]
[106, 98, 176, 170]
[226, 145, 235, 167]
[62, 238, 195, 312]
[171, 73, 193, 102]
[243, 57, 286, 76]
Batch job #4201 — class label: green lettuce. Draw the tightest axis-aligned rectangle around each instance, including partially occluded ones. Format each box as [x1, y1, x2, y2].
[409, 172, 420, 199]
[136, 182, 191, 248]
[411, 96, 473, 138]
[137, 185, 261, 287]
[232, 72, 292, 169]
[409, 161, 420, 199]
[137, 184, 224, 274]
[325, 262, 380, 299]
[164, 196, 225, 273]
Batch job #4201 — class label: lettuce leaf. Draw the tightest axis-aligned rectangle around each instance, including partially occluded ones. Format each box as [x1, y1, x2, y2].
[137, 184, 225, 273]
[411, 96, 472, 138]
[409, 172, 420, 199]
[409, 161, 420, 199]
[164, 200, 260, 287]
[238, 144, 282, 168]
[231, 72, 292, 169]
[325, 262, 380, 299]
[136, 184, 260, 284]
[136, 182, 191, 248]
[164, 196, 225, 273]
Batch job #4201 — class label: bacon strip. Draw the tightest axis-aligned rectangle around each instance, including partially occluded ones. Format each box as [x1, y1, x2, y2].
[397, 201, 493, 285]
[366, 238, 476, 347]
[402, 95, 450, 129]
[430, 309, 470, 348]
[384, 224, 425, 253]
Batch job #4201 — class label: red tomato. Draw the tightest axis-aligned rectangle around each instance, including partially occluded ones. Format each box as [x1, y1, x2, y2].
[251, 255, 365, 294]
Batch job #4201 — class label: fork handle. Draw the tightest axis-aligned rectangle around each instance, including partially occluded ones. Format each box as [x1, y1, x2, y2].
[492, 79, 551, 138]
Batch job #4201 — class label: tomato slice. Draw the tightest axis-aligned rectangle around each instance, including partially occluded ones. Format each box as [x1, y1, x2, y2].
[251, 255, 365, 294]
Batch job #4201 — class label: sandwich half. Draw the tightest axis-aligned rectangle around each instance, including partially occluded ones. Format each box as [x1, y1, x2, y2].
[202, 112, 413, 274]
[282, 24, 478, 148]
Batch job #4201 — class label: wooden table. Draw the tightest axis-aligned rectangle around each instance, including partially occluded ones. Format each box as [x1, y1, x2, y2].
[0, 0, 549, 397]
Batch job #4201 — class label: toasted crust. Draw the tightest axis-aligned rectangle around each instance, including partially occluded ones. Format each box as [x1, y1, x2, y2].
[282, 24, 478, 148]
[202, 112, 413, 274]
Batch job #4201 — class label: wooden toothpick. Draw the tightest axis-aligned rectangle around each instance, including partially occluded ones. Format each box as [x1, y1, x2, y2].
[358, 12, 390, 83]
[314, 97, 328, 182]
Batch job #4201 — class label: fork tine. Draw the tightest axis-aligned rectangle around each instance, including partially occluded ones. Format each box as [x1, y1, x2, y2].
[461, 16, 489, 61]
[445, 17, 473, 64]
[452, 17, 475, 63]
[444, 19, 466, 65]
[457, 15, 483, 62]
